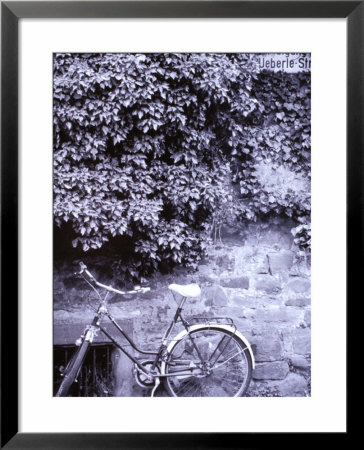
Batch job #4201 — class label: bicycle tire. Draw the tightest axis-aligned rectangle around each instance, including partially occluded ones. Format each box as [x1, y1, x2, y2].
[55, 340, 90, 397]
[163, 326, 252, 397]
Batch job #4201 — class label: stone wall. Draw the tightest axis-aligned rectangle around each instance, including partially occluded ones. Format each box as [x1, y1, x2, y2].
[54, 218, 311, 397]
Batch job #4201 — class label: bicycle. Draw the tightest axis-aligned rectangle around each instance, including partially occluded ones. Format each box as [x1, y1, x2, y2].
[55, 262, 255, 397]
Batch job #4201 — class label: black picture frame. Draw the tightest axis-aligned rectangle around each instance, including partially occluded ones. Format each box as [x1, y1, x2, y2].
[1, 1, 356, 448]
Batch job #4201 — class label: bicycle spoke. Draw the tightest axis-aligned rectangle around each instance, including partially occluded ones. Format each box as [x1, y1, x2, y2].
[176, 377, 201, 396]
[213, 349, 246, 369]
[181, 380, 201, 396]
[165, 328, 252, 397]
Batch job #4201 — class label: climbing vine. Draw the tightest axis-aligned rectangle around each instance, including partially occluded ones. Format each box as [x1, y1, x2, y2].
[54, 53, 310, 280]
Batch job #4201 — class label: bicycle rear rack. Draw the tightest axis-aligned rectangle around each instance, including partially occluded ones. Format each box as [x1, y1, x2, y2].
[187, 316, 236, 329]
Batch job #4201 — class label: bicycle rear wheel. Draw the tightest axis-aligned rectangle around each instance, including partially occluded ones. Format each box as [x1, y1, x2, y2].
[164, 327, 252, 397]
[55, 340, 90, 397]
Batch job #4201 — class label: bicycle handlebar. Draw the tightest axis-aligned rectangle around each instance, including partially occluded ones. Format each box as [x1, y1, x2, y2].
[76, 261, 150, 296]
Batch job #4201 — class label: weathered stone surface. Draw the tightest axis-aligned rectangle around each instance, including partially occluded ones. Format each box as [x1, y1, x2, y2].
[54, 320, 134, 345]
[289, 260, 311, 277]
[290, 355, 310, 369]
[220, 224, 243, 239]
[221, 305, 244, 319]
[286, 277, 310, 293]
[112, 348, 135, 396]
[220, 275, 249, 289]
[53, 278, 65, 291]
[198, 274, 219, 284]
[240, 308, 258, 321]
[231, 295, 259, 309]
[54, 217, 311, 397]
[232, 318, 254, 335]
[285, 297, 310, 307]
[267, 250, 294, 274]
[53, 291, 67, 306]
[202, 285, 229, 307]
[197, 264, 219, 284]
[274, 373, 308, 397]
[304, 309, 311, 327]
[250, 332, 283, 362]
[253, 361, 290, 380]
[198, 264, 211, 274]
[256, 306, 302, 324]
[245, 222, 294, 249]
[231, 294, 282, 309]
[291, 328, 311, 355]
[256, 256, 270, 274]
[255, 276, 281, 294]
[215, 254, 235, 272]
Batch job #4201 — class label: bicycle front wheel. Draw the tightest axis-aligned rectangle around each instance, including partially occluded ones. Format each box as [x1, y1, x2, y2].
[164, 327, 252, 397]
[55, 340, 90, 397]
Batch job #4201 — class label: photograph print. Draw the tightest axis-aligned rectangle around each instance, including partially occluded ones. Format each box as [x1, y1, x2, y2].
[53, 53, 311, 397]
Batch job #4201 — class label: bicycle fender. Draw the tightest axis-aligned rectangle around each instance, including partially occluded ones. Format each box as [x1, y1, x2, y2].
[163, 324, 255, 370]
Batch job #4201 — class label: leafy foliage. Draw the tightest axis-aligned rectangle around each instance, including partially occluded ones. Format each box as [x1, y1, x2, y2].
[291, 223, 311, 257]
[54, 53, 311, 280]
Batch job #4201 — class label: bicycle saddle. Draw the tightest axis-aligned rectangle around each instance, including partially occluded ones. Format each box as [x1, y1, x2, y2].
[168, 283, 201, 298]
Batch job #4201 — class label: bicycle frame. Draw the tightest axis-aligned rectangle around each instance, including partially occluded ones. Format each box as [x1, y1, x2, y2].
[67, 264, 210, 383]
[58, 263, 255, 398]
[84, 293, 204, 380]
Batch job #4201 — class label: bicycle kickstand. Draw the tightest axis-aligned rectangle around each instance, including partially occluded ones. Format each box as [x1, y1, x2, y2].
[151, 377, 160, 397]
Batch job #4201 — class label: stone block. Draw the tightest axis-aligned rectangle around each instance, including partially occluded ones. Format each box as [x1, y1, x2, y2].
[290, 355, 310, 369]
[274, 373, 309, 397]
[218, 300, 244, 320]
[202, 285, 229, 307]
[255, 276, 281, 294]
[256, 306, 302, 324]
[222, 305, 245, 318]
[197, 264, 210, 274]
[285, 297, 310, 307]
[197, 264, 219, 284]
[267, 250, 294, 274]
[289, 260, 311, 278]
[292, 328, 311, 355]
[231, 294, 282, 309]
[215, 254, 235, 272]
[304, 309, 311, 327]
[256, 256, 270, 274]
[251, 323, 282, 337]
[220, 276, 249, 289]
[286, 277, 310, 293]
[260, 295, 285, 307]
[198, 274, 219, 284]
[253, 361, 290, 380]
[250, 332, 283, 362]
[232, 318, 254, 335]
[231, 295, 258, 309]
[283, 327, 311, 355]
